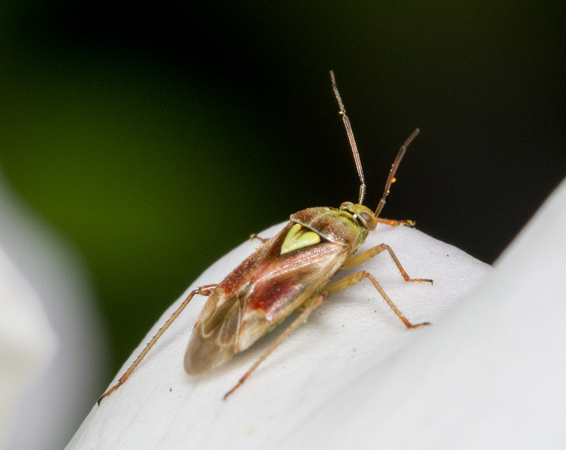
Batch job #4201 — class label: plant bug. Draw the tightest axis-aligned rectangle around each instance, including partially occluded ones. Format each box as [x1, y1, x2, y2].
[97, 71, 432, 405]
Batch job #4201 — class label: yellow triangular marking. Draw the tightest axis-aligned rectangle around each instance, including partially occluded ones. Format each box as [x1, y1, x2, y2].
[280, 223, 321, 254]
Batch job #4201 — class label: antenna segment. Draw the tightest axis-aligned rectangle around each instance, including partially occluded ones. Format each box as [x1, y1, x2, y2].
[330, 70, 366, 205]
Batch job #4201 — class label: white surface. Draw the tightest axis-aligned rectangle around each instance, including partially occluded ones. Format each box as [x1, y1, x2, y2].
[284, 179, 566, 449]
[68, 211, 493, 449]
[0, 173, 106, 450]
[0, 244, 57, 449]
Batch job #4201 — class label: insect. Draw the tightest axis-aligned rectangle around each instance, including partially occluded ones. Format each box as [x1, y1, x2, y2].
[97, 71, 432, 404]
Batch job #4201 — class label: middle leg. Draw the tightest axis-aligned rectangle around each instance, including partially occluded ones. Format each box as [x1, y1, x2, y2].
[325, 271, 429, 329]
[342, 243, 433, 285]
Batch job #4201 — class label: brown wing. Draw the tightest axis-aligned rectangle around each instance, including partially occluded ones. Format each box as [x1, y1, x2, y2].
[184, 293, 242, 375]
[184, 221, 349, 375]
[237, 240, 348, 351]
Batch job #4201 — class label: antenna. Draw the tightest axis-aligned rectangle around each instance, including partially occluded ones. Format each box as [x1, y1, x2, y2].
[330, 70, 366, 205]
[374, 128, 420, 217]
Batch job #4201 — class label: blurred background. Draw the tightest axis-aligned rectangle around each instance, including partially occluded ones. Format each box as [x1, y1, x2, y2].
[1, 0, 564, 445]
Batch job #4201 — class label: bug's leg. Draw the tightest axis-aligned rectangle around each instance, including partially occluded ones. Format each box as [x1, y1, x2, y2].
[326, 272, 429, 329]
[376, 218, 415, 227]
[223, 290, 330, 400]
[249, 233, 270, 244]
[342, 243, 433, 284]
[97, 284, 217, 405]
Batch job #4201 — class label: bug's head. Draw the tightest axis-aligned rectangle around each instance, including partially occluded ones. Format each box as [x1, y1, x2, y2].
[339, 202, 377, 231]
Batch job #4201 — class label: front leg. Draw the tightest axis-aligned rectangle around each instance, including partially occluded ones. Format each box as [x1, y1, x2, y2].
[249, 233, 270, 244]
[376, 218, 415, 227]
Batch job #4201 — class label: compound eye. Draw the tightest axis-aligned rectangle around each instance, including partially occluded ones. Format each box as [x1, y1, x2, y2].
[357, 210, 377, 230]
[340, 201, 354, 210]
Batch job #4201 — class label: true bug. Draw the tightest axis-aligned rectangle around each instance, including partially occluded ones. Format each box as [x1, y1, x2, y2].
[97, 71, 432, 404]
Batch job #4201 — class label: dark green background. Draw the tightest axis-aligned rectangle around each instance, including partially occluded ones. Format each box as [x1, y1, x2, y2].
[1, 0, 564, 398]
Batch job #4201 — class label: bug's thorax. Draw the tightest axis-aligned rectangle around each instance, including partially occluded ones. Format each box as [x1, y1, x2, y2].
[290, 202, 377, 256]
